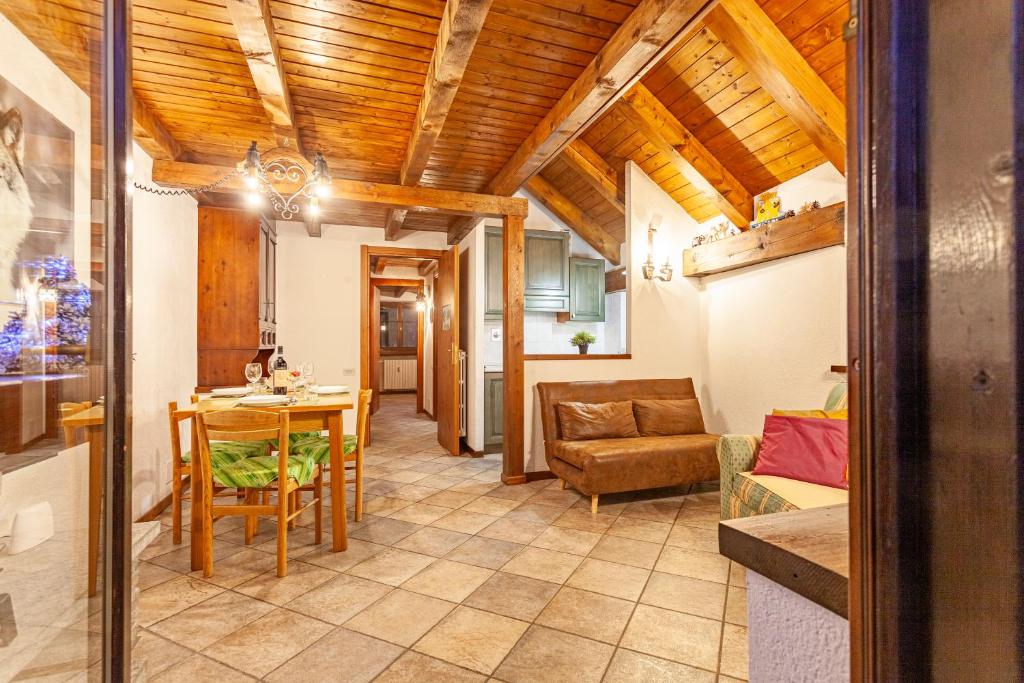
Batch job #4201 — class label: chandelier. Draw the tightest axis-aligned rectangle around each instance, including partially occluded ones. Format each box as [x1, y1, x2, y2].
[133, 142, 333, 221]
[240, 142, 332, 220]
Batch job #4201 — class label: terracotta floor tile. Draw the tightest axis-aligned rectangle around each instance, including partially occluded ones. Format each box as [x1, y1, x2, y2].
[186, 547, 278, 589]
[719, 624, 749, 680]
[602, 649, 716, 683]
[535, 586, 635, 644]
[461, 495, 521, 516]
[552, 507, 617, 533]
[729, 562, 747, 587]
[348, 517, 422, 545]
[666, 523, 720, 553]
[501, 546, 584, 584]
[483, 484, 537, 501]
[588, 535, 664, 570]
[477, 517, 548, 544]
[674, 506, 721, 530]
[265, 628, 402, 683]
[203, 608, 333, 678]
[444, 536, 524, 569]
[387, 484, 443, 501]
[343, 589, 455, 647]
[505, 502, 565, 525]
[448, 480, 502, 496]
[430, 509, 500, 534]
[234, 560, 337, 605]
[150, 590, 275, 650]
[363, 496, 414, 516]
[494, 625, 614, 683]
[139, 563, 180, 591]
[725, 585, 748, 626]
[301, 538, 387, 572]
[151, 653, 257, 682]
[525, 488, 583, 510]
[530, 526, 603, 556]
[620, 604, 721, 670]
[401, 559, 494, 602]
[286, 573, 392, 625]
[133, 630, 194, 678]
[387, 502, 451, 525]
[415, 474, 464, 489]
[655, 547, 731, 585]
[641, 572, 728, 620]
[346, 548, 436, 586]
[621, 499, 683, 524]
[138, 576, 225, 627]
[413, 606, 529, 675]
[606, 516, 673, 544]
[394, 526, 471, 557]
[567, 558, 651, 601]
[375, 651, 486, 683]
[463, 571, 560, 621]
[378, 469, 431, 484]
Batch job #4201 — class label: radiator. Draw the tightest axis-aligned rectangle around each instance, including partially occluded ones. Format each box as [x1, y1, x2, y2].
[459, 350, 467, 437]
[381, 358, 417, 391]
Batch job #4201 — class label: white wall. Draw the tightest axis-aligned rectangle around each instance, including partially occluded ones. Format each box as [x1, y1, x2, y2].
[130, 144, 199, 516]
[276, 223, 447, 433]
[523, 162, 705, 471]
[696, 164, 847, 435]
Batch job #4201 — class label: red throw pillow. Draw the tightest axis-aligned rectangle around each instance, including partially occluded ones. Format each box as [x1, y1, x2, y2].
[752, 415, 849, 490]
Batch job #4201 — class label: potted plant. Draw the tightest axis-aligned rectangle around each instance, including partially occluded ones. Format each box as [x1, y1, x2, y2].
[570, 331, 596, 355]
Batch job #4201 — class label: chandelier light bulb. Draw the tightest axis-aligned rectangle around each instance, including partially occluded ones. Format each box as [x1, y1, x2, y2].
[244, 174, 258, 190]
[245, 191, 262, 208]
[315, 181, 330, 198]
[308, 197, 320, 216]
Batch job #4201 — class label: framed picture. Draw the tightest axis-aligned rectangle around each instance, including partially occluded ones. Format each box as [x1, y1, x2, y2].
[441, 304, 451, 331]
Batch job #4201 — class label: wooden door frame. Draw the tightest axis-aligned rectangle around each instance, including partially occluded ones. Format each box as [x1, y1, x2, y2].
[359, 225, 526, 481]
[850, 1, 1023, 678]
[369, 277, 425, 414]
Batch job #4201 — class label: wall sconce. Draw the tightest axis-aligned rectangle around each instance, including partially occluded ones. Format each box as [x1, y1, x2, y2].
[641, 215, 673, 281]
[415, 293, 426, 313]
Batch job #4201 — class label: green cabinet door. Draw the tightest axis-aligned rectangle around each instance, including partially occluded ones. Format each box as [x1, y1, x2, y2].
[569, 257, 606, 322]
[483, 372, 504, 452]
[524, 229, 570, 312]
[484, 226, 504, 320]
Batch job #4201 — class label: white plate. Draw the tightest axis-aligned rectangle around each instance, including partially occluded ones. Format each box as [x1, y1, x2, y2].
[311, 385, 348, 395]
[211, 386, 252, 397]
[238, 395, 290, 406]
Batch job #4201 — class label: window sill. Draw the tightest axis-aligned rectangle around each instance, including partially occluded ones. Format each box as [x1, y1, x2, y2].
[524, 354, 632, 361]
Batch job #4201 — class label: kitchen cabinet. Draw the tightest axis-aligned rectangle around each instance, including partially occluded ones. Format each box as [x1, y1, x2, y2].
[197, 207, 277, 389]
[484, 226, 504, 320]
[524, 229, 570, 312]
[567, 257, 606, 322]
[483, 371, 504, 452]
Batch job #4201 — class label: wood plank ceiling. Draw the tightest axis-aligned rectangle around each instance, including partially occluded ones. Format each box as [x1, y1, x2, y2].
[1, 0, 849, 250]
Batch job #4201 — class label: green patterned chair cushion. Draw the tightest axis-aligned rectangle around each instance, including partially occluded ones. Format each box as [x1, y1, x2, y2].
[824, 382, 849, 411]
[212, 453, 317, 489]
[716, 435, 761, 520]
[181, 441, 268, 467]
[290, 434, 358, 465]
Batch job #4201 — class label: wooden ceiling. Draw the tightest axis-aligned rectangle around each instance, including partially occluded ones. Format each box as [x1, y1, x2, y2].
[1, 0, 849, 253]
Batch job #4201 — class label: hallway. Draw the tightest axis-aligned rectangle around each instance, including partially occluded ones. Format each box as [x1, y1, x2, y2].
[127, 396, 748, 682]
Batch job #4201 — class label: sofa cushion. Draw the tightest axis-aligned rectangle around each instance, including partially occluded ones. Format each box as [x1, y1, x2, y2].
[556, 400, 640, 441]
[771, 408, 848, 420]
[633, 399, 706, 436]
[549, 434, 719, 494]
[735, 472, 848, 515]
[753, 415, 849, 489]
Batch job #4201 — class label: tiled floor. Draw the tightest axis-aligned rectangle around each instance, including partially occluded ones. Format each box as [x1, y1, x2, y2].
[135, 394, 749, 682]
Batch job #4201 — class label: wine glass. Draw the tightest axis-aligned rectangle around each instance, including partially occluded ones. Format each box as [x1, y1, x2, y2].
[299, 361, 315, 399]
[244, 363, 263, 394]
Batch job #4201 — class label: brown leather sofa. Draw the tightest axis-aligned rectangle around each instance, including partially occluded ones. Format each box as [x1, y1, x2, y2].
[537, 378, 720, 513]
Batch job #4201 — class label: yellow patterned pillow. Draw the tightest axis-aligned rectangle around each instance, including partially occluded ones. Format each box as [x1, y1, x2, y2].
[772, 409, 848, 420]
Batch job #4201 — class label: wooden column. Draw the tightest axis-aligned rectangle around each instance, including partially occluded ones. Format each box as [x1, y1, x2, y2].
[502, 214, 525, 484]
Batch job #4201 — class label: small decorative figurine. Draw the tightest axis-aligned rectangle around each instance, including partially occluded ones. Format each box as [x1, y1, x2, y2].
[798, 200, 822, 214]
[755, 191, 782, 224]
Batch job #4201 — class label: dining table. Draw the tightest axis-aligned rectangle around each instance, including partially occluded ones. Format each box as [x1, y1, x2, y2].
[62, 390, 354, 588]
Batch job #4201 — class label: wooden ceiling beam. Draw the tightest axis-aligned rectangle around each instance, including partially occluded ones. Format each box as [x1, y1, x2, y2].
[618, 83, 753, 227]
[704, 0, 846, 173]
[448, 0, 714, 243]
[133, 95, 189, 162]
[151, 160, 529, 218]
[418, 260, 437, 276]
[225, 0, 304, 155]
[386, 0, 492, 241]
[561, 140, 625, 214]
[524, 176, 621, 265]
[304, 214, 322, 237]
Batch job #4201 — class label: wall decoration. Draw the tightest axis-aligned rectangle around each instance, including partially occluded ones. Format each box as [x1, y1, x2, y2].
[692, 221, 740, 247]
[755, 190, 781, 224]
[0, 74, 79, 373]
[441, 304, 451, 331]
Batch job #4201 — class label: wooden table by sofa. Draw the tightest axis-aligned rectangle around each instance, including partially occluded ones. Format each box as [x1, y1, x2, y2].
[63, 392, 354, 588]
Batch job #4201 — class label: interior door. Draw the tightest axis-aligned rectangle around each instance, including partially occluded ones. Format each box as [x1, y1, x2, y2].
[370, 284, 381, 414]
[434, 246, 460, 455]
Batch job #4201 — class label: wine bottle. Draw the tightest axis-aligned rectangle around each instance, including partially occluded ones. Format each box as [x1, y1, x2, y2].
[272, 346, 288, 396]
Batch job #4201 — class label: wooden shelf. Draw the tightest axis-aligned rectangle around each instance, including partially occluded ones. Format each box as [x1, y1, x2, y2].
[525, 354, 632, 361]
[683, 202, 845, 278]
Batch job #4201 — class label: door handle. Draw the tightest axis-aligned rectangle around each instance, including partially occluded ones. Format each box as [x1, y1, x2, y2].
[451, 343, 458, 366]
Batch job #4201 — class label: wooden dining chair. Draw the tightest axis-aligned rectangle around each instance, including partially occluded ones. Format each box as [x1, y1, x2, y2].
[59, 401, 92, 448]
[167, 402, 268, 545]
[195, 409, 322, 577]
[293, 389, 372, 540]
